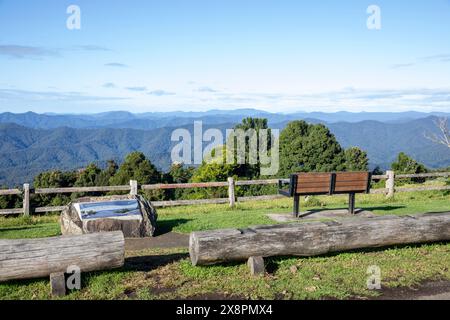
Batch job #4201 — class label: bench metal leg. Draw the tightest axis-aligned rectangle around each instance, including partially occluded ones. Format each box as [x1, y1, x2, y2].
[293, 195, 300, 217]
[349, 193, 356, 214]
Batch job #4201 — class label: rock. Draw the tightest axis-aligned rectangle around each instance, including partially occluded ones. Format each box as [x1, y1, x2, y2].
[60, 194, 157, 238]
[290, 265, 298, 274]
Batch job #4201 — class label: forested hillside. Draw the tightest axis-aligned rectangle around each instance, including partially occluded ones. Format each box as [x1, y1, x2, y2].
[0, 113, 449, 186]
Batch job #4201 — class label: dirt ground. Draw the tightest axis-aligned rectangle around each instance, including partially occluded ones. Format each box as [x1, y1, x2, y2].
[373, 280, 450, 300]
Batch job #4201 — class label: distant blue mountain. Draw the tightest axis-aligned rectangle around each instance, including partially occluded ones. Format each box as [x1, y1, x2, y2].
[0, 112, 449, 186]
[1, 110, 449, 129]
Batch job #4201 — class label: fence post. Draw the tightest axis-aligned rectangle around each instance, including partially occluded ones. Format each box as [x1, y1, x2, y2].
[130, 180, 138, 196]
[228, 177, 236, 208]
[385, 170, 395, 198]
[23, 183, 30, 216]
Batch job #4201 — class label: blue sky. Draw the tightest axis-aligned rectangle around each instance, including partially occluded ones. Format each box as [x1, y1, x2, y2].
[0, 0, 449, 113]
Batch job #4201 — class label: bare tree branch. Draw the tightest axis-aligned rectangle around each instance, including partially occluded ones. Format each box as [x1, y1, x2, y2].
[425, 117, 450, 148]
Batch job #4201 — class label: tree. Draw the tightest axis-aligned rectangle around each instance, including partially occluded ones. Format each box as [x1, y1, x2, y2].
[110, 152, 163, 200]
[74, 163, 101, 187]
[188, 145, 240, 199]
[95, 160, 118, 186]
[167, 163, 195, 184]
[111, 152, 160, 185]
[164, 163, 195, 200]
[344, 147, 369, 171]
[231, 117, 272, 179]
[72, 163, 103, 198]
[33, 170, 77, 206]
[0, 186, 21, 209]
[391, 152, 428, 183]
[279, 121, 346, 177]
[425, 117, 450, 148]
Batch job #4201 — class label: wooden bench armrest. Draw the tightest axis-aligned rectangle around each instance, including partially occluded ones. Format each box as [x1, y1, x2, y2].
[278, 179, 292, 197]
[278, 189, 292, 197]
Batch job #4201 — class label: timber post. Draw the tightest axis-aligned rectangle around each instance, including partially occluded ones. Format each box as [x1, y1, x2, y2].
[23, 183, 30, 217]
[386, 170, 395, 198]
[130, 180, 138, 196]
[228, 177, 236, 208]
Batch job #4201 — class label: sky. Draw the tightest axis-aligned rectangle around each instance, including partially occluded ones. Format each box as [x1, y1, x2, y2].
[0, 0, 449, 114]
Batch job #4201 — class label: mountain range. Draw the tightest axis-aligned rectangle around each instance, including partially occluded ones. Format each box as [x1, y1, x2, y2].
[2, 110, 450, 129]
[0, 110, 449, 186]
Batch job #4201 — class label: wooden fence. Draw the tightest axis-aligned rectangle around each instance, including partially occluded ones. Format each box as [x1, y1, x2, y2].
[0, 171, 449, 216]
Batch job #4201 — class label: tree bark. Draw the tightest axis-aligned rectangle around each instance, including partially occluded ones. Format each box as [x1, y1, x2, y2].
[189, 213, 450, 266]
[0, 231, 124, 282]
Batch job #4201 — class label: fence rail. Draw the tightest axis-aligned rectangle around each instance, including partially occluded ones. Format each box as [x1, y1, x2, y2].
[0, 171, 449, 216]
[34, 185, 132, 194]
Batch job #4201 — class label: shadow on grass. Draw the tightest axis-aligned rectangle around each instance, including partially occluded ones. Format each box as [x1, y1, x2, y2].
[156, 218, 192, 235]
[124, 253, 189, 272]
[361, 205, 407, 212]
[265, 241, 450, 274]
[295, 205, 407, 218]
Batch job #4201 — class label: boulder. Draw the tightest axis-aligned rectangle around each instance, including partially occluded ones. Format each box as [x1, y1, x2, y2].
[60, 194, 157, 238]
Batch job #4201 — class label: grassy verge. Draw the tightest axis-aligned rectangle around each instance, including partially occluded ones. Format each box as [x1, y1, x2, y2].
[158, 190, 450, 233]
[1, 189, 450, 238]
[1, 243, 449, 300]
[0, 189, 449, 300]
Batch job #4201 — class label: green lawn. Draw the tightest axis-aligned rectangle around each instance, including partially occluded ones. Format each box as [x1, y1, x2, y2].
[158, 190, 450, 234]
[0, 189, 449, 300]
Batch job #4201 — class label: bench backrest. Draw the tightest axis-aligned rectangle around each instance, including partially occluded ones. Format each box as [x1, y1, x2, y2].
[333, 172, 371, 194]
[292, 173, 333, 196]
[289, 172, 371, 196]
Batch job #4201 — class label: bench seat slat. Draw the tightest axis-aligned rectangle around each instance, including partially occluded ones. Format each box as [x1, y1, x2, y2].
[335, 173, 369, 180]
[296, 181, 333, 188]
[333, 181, 369, 187]
[297, 176, 331, 183]
[297, 173, 332, 180]
[334, 172, 370, 194]
[334, 187, 368, 193]
[297, 187, 331, 194]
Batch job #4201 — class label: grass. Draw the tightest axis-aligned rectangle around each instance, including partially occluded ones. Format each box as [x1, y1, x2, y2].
[0, 189, 449, 300]
[158, 190, 450, 234]
[1, 244, 449, 300]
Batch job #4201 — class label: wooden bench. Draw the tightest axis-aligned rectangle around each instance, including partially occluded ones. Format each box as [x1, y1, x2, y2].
[279, 172, 371, 217]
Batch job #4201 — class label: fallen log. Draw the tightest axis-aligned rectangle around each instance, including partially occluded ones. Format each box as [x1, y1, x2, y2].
[0, 231, 124, 282]
[189, 213, 450, 266]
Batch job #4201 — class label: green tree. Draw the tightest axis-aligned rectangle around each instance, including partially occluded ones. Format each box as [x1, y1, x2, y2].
[33, 170, 77, 206]
[111, 152, 160, 185]
[168, 163, 195, 184]
[95, 160, 119, 186]
[231, 117, 272, 179]
[344, 147, 369, 171]
[72, 163, 103, 198]
[74, 163, 101, 187]
[163, 163, 195, 200]
[188, 145, 240, 199]
[0, 186, 22, 209]
[279, 121, 345, 176]
[372, 166, 383, 175]
[391, 152, 428, 183]
[111, 152, 162, 200]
